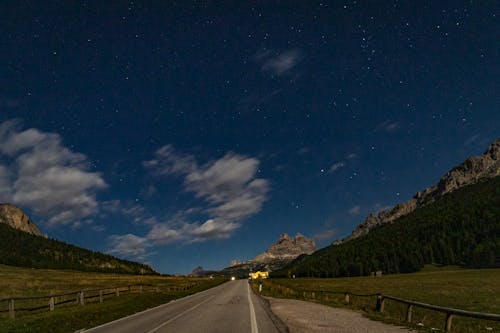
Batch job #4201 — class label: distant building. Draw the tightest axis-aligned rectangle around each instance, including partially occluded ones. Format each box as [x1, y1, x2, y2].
[249, 271, 269, 279]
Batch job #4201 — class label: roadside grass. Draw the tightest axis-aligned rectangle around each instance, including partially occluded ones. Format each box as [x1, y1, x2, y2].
[0, 264, 226, 333]
[253, 266, 500, 333]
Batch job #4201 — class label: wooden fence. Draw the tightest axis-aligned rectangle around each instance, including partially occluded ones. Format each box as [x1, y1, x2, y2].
[0, 282, 199, 319]
[261, 283, 500, 332]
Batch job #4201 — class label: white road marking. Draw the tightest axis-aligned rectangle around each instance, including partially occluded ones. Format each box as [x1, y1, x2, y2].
[146, 295, 216, 333]
[247, 283, 259, 333]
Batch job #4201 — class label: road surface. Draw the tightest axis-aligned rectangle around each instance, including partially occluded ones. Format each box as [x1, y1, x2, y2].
[85, 280, 284, 333]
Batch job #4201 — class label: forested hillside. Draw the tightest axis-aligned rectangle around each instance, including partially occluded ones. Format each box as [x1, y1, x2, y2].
[273, 176, 500, 278]
[0, 222, 157, 274]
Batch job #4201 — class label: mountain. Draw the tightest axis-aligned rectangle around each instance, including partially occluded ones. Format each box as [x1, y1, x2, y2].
[0, 205, 157, 274]
[274, 175, 500, 278]
[220, 232, 315, 277]
[344, 138, 500, 242]
[188, 266, 217, 277]
[0, 203, 42, 236]
[252, 233, 316, 263]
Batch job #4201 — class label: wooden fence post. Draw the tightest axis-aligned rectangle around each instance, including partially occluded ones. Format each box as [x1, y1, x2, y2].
[99, 290, 103, 303]
[79, 291, 85, 305]
[49, 297, 55, 311]
[344, 292, 350, 305]
[406, 305, 413, 322]
[445, 313, 453, 332]
[377, 295, 385, 313]
[312, 292, 315, 299]
[139, 285, 143, 293]
[8, 299, 15, 319]
[116, 288, 120, 297]
[128, 284, 131, 293]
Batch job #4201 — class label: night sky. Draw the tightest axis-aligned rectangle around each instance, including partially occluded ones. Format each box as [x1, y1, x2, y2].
[0, 1, 498, 274]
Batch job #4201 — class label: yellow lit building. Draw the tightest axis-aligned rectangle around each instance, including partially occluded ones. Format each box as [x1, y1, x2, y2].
[249, 271, 269, 279]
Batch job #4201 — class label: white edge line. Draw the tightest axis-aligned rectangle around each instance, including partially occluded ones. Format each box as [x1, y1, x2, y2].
[247, 283, 259, 333]
[83, 282, 225, 332]
[146, 295, 215, 333]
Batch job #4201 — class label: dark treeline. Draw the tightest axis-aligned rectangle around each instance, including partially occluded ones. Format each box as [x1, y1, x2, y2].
[273, 176, 500, 278]
[0, 223, 157, 275]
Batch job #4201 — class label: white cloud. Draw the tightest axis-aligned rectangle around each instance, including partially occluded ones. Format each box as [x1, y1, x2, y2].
[147, 224, 182, 244]
[102, 200, 158, 226]
[329, 162, 345, 173]
[144, 145, 270, 242]
[108, 234, 150, 258]
[375, 120, 400, 133]
[109, 147, 270, 257]
[0, 120, 107, 226]
[346, 153, 357, 160]
[349, 205, 361, 215]
[313, 228, 338, 242]
[259, 49, 302, 76]
[0, 165, 12, 201]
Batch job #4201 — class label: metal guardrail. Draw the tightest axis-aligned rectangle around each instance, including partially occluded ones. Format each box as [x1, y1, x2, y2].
[0, 282, 199, 319]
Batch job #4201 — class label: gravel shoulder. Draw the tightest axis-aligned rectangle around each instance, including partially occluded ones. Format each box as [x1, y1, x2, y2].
[265, 297, 416, 333]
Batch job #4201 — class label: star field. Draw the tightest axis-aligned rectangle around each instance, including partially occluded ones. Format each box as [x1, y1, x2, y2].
[0, 1, 498, 273]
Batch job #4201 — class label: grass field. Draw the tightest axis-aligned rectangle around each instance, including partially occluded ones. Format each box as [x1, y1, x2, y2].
[0, 264, 226, 333]
[254, 266, 500, 333]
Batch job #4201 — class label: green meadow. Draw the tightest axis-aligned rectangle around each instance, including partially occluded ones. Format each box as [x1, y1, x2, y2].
[255, 266, 500, 332]
[0, 264, 226, 333]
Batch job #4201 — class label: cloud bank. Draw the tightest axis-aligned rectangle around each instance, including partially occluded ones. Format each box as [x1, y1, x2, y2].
[0, 120, 107, 226]
[109, 145, 270, 257]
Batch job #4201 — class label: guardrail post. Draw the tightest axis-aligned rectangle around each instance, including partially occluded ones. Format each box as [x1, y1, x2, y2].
[406, 305, 413, 322]
[377, 295, 385, 313]
[445, 313, 453, 332]
[99, 290, 103, 303]
[79, 291, 85, 305]
[8, 299, 15, 319]
[344, 292, 350, 305]
[49, 297, 55, 311]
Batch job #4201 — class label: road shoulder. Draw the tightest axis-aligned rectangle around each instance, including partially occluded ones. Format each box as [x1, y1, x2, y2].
[264, 297, 416, 333]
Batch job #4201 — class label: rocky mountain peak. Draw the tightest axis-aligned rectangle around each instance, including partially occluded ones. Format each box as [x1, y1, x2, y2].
[252, 232, 316, 263]
[0, 203, 42, 236]
[343, 138, 500, 242]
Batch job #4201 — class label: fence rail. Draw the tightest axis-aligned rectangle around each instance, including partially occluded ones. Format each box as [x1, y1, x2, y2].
[0, 282, 199, 319]
[261, 282, 500, 332]
[379, 294, 500, 332]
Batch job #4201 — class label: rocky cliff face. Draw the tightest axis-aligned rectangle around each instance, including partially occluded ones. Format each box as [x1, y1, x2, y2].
[0, 203, 42, 236]
[344, 138, 500, 242]
[252, 233, 316, 263]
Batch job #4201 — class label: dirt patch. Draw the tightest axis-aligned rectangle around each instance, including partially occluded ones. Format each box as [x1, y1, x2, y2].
[266, 297, 416, 333]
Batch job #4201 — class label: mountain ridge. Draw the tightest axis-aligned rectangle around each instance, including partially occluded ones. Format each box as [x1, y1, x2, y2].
[0, 205, 157, 275]
[343, 138, 500, 242]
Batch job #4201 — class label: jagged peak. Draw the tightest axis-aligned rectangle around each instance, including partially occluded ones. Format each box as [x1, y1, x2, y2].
[0, 203, 42, 236]
[343, 138, 500, 243]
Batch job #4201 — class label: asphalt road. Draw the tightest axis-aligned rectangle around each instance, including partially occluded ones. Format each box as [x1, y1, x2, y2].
[85, 280, 282, 333]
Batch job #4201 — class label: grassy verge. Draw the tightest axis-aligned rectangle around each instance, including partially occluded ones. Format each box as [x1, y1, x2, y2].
[252, 266, 499, 332]
[0, 265, 226, 333]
